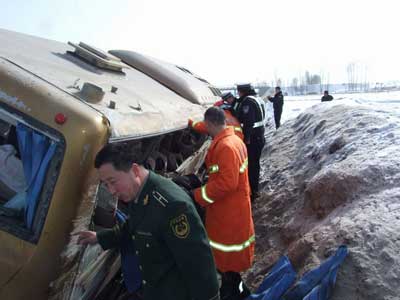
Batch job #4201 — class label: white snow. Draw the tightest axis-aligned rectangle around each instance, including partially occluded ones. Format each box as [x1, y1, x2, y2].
[280, 91, 400, 124]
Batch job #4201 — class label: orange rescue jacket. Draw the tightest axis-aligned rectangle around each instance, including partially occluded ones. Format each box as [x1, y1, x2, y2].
[188, 101, 244, 140]
[194, 127, 255, 272]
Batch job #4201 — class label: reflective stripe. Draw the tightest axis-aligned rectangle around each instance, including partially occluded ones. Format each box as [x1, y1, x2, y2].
[209, 235, 255, 252]
[248, 96, 267, 127]
[201, 185, 214, 204]
[239, 158, 248, 173]
[253, 120, 264, 128]
[209, 164, 219, 174]
[227, 125, 243, 133]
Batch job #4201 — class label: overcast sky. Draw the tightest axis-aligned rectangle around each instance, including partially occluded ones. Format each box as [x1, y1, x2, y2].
[1, 0, 399, 86]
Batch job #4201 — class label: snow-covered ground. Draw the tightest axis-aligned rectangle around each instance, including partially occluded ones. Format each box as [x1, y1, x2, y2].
[246, 92, 400, 299]
[277, 91, 400, 124]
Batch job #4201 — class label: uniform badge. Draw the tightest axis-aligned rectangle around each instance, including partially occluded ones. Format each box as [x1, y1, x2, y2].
[170, 214, 190, 238]
[143, 194, 149, 206]
[243, 105, 250, 114]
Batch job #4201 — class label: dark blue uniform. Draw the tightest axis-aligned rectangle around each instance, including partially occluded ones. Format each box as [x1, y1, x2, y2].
[321, 94, 333, 102]
[232, 93, 266, 200]
[268, 91, 284, 129]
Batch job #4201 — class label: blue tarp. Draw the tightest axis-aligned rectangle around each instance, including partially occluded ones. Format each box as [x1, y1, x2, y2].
[248, 245, 348, 300]
[284, 245, 348, 300]
[16, 123, 57, 229]
[248, 256, 296, 300]
[115, 210, 142, 293]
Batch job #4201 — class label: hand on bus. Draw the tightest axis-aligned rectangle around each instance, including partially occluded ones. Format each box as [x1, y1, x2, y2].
[73, 231, 98, 245]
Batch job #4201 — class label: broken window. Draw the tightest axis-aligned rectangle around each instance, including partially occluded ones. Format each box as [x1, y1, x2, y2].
[0, 109, 64, 243]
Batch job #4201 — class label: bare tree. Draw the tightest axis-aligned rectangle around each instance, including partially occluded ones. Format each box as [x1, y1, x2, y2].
[305, 71, 311, 85]
[273, 69, 279, 88]
[363, 65, 369, 92]
[319, 70, 325, 93]
[292, 77, 299, 95]
[346, 62, 356, 92]
[346, 61, 369, 92]
[311, 74, 321, 84]
[326, 72, 330, 93]
[300, 71, 306, 94]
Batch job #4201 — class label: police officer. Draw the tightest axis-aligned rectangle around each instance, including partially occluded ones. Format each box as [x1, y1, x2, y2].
[321, 90, 334, 102]
[220, 92, 236, 107]
[75, 143, 220, 300]
[232, 83, 266, 201]
[189, 92, 243, 140]
[267, 86, 284, 129]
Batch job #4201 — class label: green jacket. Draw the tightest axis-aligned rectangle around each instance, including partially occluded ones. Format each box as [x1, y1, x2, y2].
[97, 171, 220, 300]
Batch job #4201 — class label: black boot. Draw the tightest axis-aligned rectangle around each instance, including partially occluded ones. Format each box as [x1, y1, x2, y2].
[237, 280, 251, 300]
[220, 272, 251, 300]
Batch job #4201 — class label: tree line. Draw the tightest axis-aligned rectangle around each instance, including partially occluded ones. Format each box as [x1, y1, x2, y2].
[265, 62, 370, 95]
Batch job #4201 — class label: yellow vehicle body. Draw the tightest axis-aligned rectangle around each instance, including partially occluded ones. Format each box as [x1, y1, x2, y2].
[0, 58, 109, 299]
[0, 28, 219, 299]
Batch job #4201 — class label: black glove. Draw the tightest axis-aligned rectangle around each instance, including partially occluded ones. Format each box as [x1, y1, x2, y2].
[186, 174, 202, 189]
[172, 174, 202, 191]
[172, 175, 205, 222]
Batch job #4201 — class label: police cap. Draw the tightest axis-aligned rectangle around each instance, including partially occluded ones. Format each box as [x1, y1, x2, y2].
[236, 83, 253, 93]
[221, 92, 234, 101]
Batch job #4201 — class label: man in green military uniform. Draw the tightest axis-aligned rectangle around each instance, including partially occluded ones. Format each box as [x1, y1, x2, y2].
[75, 143, 220, 300]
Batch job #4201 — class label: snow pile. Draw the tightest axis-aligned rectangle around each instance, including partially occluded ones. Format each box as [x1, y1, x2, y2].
[246, 102, 400, 300]
[282, 91, 400, 123]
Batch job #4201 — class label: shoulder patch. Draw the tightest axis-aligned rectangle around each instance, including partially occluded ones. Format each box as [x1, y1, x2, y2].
[242, 105, 250, 114]
[170, 214, 190, 239]
[152, 190, 169, 207]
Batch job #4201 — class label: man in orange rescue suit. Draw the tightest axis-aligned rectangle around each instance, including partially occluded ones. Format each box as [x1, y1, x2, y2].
[194, 107, 255, 300]
[188, 92, 244, 140]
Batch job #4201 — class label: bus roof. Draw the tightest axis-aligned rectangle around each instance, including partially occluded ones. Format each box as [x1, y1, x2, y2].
[0, 29, 218, 141]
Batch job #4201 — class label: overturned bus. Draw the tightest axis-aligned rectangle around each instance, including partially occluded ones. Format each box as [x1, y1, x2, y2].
[0, 28, 219, 299]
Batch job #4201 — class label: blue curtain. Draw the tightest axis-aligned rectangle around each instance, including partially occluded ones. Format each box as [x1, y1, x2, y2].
[17, 123, 57, 229]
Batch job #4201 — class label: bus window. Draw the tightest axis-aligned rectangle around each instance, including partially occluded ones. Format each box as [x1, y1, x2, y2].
[0, 116, 63, 244]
